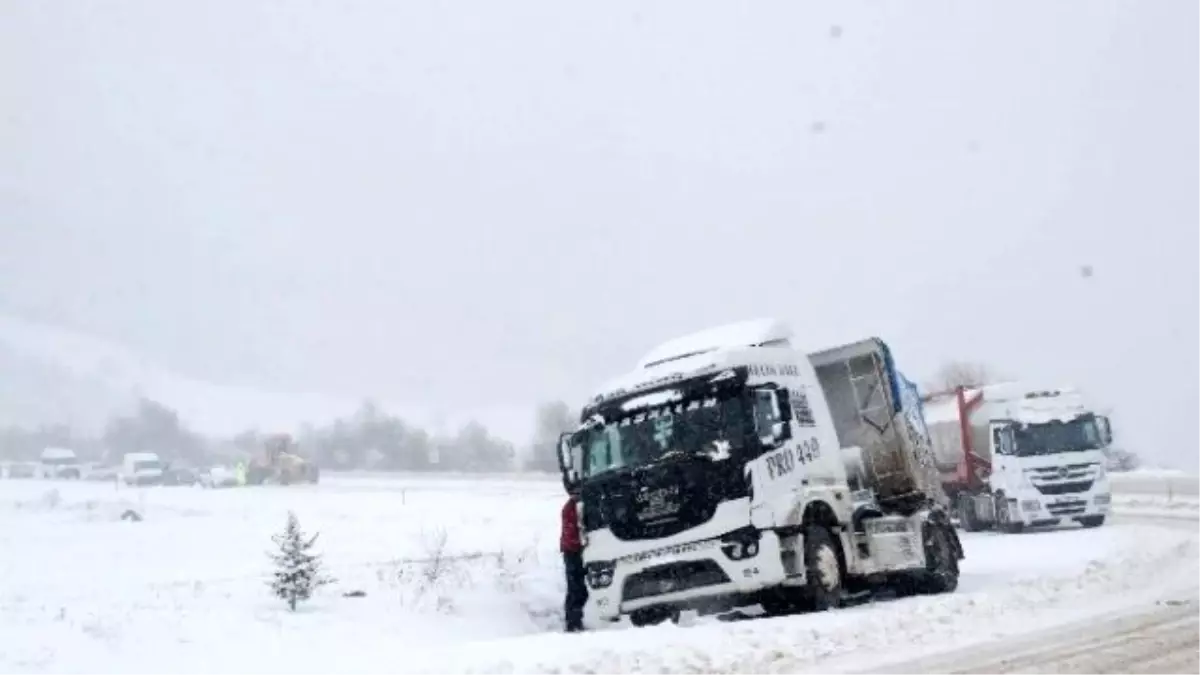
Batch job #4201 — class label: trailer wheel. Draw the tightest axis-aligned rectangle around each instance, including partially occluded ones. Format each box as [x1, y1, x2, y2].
[917, 523, 959, 594]
[801, 526, 843, 611]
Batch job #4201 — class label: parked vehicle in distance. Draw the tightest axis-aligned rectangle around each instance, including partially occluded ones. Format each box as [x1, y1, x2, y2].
[121, 452, 165, 486]
[161, 465, 199, 486]
[924, 383, 1112, 533]
[198, 465, 240, 488]
[84, 463, 121, 482]
[4, 462, 39, 479]
[39, 447, 83, 479]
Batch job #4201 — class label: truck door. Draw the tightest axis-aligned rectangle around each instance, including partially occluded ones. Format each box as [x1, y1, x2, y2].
[989, 421, 1015, 490]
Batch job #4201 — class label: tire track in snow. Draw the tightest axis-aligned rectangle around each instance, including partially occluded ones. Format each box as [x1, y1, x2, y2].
[871, 596, 1198, 674]
[831, 510, 1200, 675]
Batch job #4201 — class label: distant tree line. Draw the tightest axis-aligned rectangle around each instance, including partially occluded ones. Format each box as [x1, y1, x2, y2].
[0, 396, 581, 474]
[0, 360, 1143, 473]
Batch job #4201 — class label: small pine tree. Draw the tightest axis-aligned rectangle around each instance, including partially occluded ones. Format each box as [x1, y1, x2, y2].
[269, 511, 333, 611]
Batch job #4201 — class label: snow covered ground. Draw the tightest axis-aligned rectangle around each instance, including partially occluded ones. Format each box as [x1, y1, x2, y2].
[0, 472, 1195, 673]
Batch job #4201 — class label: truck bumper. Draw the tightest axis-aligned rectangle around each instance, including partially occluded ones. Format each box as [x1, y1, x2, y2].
[588, 529, 787, 621]
[1011, 488, 1111, 526]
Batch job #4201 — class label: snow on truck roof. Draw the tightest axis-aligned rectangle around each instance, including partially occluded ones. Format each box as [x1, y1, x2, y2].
[40, 447, 77, 459]
[635, 318, 793, 369]
[583, 319, 791, 407]
[597, 320, 905, 407]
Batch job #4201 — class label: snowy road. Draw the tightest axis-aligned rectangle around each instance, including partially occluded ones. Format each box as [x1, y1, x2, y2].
[0, 472, 1196, 673]
[887, 599, 1198, 674]
[853, 515, 1200, 674]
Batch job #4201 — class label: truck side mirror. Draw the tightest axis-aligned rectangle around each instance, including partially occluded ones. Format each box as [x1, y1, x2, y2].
[777, 388, 793, 424]
[755, 388, 793, 448]
[999, 427, 1015, 455]
[1096, 416, 1113, 447]
[557, 432, 581, 493]
[991, 422, 1015, 455]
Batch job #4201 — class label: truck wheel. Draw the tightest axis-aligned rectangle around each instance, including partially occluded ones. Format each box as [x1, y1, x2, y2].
[802, 526, 843, 611]
[917, 523, 959, 594]
[1078, 515, 1106, 528]
[629, 606, 676, 627]
[758, 588, 805, 616]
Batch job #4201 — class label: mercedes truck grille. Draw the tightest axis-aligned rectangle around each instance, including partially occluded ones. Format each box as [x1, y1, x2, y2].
[1045, 500, 1088, 517]
[1034, 480, 1094, 495]
[622, 560, 730, 601]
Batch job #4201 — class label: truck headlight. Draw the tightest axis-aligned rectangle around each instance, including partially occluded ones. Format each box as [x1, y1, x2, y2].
[720, 528, 761, 561]
[586, 561, 615, 589]
[1094, 494, 1111, 505]
[1021, 500, 1041, 513]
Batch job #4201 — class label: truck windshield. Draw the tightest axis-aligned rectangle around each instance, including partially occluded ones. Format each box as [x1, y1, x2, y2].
[1012, 417, 1103, 456]
[580, 394, 747, 478]
[133, 460, 162, 472]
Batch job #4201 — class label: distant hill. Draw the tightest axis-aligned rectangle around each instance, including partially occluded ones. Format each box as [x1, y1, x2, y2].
[0, 339, 134, 430]
[0, 314, 534, 444]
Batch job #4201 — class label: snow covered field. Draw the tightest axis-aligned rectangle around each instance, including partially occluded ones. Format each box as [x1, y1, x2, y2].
[1, 472, 1196, 674]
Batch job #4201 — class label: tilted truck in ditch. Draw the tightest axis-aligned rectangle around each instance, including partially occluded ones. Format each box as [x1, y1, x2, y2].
[556, 319, 962, 626]
[923, 383, 1113, 533]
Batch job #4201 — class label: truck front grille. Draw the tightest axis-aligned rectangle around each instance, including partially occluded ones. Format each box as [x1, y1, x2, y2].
[1035, 480, 1094, 495]
[1045, 500, 1088, 517]
[622, 560, 730, 602]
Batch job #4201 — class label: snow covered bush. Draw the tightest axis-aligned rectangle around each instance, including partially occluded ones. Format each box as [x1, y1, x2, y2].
[269, 511, 333, 611]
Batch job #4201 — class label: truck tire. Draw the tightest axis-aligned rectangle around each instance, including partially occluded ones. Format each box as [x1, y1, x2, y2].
[758, 587, 809, 616]
[802, 526, 843, 611]
[916, 523, 959, 594]
[629, 606, 677, 627]
[1078, 515, 1106, 528]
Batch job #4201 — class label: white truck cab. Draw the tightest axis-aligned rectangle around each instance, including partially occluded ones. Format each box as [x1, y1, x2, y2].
[925, 384, 1112, 532]
[121, 452, 165, 486]
[39, 447, 83, 479]
[558, 319, 962, 626]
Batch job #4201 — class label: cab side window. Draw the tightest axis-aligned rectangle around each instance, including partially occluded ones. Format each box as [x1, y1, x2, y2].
[753, 390, 781, 431]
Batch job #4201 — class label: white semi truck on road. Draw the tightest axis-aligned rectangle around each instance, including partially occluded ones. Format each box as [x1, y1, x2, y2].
[557, 319, 962, 627]
[923, 383, 1113, 533]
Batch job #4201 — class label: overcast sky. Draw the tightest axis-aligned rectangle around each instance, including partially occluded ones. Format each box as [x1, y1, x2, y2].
[1, 1, 1196, 467]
